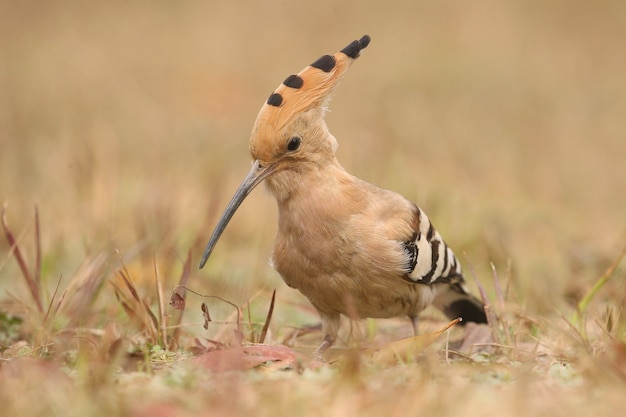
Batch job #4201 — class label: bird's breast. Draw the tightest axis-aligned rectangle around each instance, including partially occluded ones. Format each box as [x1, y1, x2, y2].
[270, 195, 428, 318]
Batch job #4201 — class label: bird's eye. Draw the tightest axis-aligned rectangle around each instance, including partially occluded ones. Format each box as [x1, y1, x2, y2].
[286, 136, 302, 152]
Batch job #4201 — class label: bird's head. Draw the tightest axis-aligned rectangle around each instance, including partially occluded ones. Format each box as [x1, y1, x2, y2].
[199, 35, 370, 269]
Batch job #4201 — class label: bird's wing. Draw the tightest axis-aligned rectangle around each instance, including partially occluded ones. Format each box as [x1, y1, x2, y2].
[399, 203, 488, 324]
[349, 180, 463, 285]
[399, 204, 464, 285]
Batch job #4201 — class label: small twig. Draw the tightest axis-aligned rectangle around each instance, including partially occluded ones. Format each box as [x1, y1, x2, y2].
[576, 242, 626, 319]
[504, 259, 513, 302]
[491, 262, 512, 347]
[258, 289, 276, 344]
[247, 299, 253, 339]
[11, 342, 55, 358]
[171, 250, 192, 347]
[171, 285, 241, 328]
[491, 262, 505, 313]
[556, 311, 591, 351]
[1, 204, 43, 313]
[34, 205, 42, 287]
[445, 349, 471, 360]
[464, 255, 497, 342]
[112, 254, 159, 341]
[43, 274, 64, 325]
[114, 249, 143, 302]
[444, 324, 451, 365]
[469, 342, 541, 357]
[153, 255, 167, 348]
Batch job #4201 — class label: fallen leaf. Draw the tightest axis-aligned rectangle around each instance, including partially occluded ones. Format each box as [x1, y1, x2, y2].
[193, 345, 298, 372]
[169, 292, 185, 310]
[365, 318, 462, 365]
[201, 302, 211, 329]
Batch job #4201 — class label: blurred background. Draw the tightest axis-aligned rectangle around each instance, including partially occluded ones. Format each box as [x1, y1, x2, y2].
[1, 0, 625, 329]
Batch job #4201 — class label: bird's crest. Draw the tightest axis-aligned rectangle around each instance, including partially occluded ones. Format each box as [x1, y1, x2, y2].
[251, 35, 371, 140]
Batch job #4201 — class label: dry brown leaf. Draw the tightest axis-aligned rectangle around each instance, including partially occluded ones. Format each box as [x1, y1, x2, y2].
[169, 292, 186, 310]
[365, 318, 462, 365]
[201, 302, 211, 330]
[193, 345, 298, 372]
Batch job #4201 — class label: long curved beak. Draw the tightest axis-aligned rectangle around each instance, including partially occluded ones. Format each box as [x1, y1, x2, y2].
[199, 159, 273, 269]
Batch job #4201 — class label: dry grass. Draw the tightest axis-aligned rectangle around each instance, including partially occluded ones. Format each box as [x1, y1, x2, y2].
[1, 0, 626, 416]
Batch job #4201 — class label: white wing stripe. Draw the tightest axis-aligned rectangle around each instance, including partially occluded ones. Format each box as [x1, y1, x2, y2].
[406, 207, 463, 283]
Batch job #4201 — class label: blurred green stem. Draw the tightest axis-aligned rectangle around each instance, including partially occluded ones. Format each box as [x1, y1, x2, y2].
[573, 242, 626, 333]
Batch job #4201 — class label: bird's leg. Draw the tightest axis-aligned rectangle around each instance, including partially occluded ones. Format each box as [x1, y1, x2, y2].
[410, 315, 420, 336]
[312, 335, 334, 360]
[312, 312, 340, 361]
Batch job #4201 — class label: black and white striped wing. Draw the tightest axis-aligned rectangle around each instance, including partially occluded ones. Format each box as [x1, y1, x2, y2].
[403, 207, 463, 284]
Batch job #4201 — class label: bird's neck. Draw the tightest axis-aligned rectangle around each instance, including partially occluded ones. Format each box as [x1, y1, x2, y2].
[270, 159, 369, 242]
[265, 157, 355, 205]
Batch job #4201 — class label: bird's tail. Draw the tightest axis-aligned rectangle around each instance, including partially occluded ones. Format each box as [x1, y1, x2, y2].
[432, 278, 488, 325]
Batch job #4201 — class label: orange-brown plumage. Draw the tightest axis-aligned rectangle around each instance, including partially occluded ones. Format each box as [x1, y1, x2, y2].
[200, 35, 487, 357]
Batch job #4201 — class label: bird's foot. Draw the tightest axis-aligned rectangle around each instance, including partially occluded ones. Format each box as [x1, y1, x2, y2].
[312, 335, 334, 361]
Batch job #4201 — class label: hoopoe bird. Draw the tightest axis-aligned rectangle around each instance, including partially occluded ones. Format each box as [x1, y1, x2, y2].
[199, 35, 487, 357]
